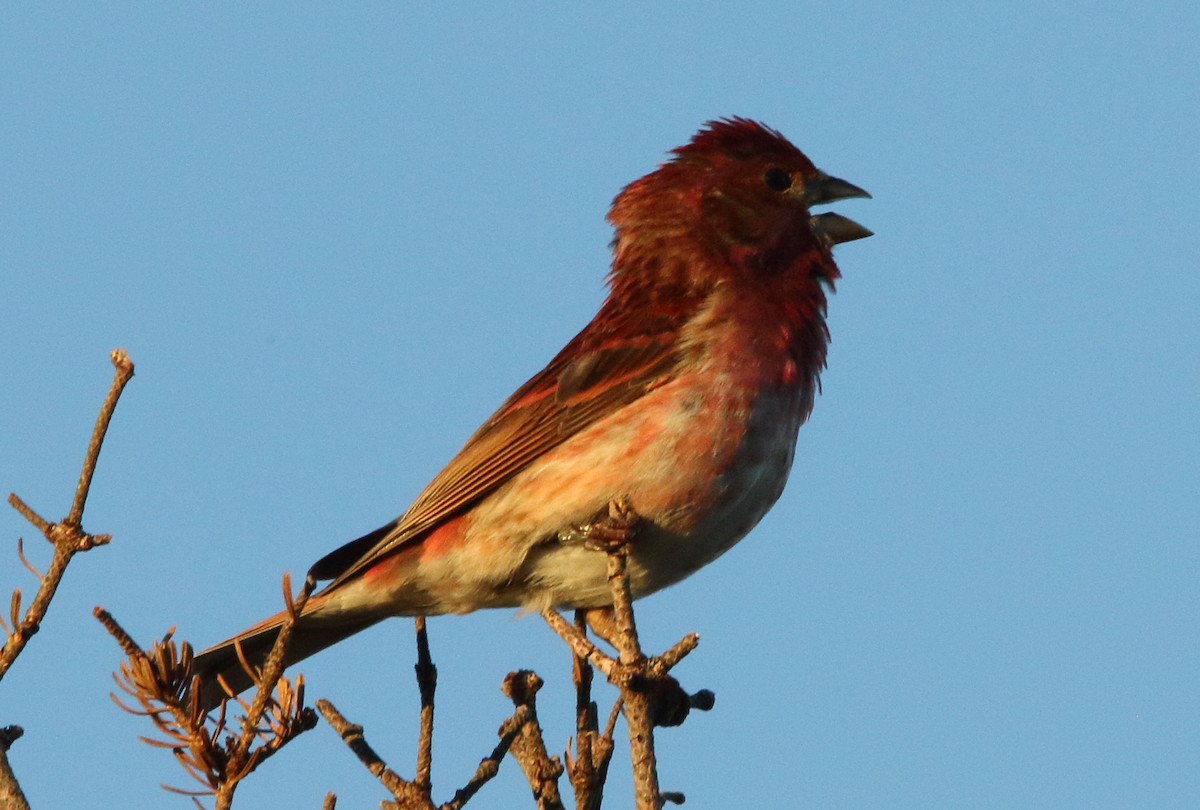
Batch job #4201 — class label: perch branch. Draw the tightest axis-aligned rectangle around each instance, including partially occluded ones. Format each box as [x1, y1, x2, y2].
[540, 498, 712, 809]
[1, 349, 132, 681]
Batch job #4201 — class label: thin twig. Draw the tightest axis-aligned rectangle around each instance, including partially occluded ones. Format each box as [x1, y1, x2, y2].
[539, 608, 616, 680]
[603, 545, 661, 810]
[1, 351, 132, 683]
[604, 547, 641, 666]
[215, 574, 316, 809]
[657, 633, 701, 671]
[572, 610, 595, 733]
[99, 574, 316, 804]
[5, 496, 49, 536]
[67, 348, 135, 526]
[322, 629, 545, 810]
[15, 539, 42, 581]
[568, 609, 614, 810]
[441, 706, 532, 810]
[541, 499, 711, 809]
[316, 698, 432, 808]
[602, 696, 623, 742]
[414, 616, 436, 793]
[499, 671, 564, 810]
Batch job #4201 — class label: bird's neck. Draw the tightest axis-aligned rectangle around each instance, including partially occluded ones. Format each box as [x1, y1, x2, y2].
[679, 279, 830, 394]
[605, 228, 834, 393]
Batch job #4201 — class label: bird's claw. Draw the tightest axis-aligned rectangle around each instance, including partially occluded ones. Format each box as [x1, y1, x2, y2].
[559, 497, 641, 553]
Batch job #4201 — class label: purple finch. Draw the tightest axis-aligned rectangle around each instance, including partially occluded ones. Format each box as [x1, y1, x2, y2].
[195, 118, 870, 704]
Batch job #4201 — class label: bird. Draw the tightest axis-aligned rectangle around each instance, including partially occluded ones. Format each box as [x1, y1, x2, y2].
[193, 118, 870, 707]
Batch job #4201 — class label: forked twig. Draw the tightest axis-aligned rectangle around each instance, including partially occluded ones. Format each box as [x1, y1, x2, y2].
[540, 499, 712, 809]
[2, 349, 132, 681]
[320, 621, 548, 809]
[317, 696, 529, 810]
[567, 609, 617, 810]
[317, 698, 426, 807]
[1, 350, 134, 809]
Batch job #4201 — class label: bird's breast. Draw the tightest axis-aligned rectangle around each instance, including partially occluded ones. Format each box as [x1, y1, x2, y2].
[407, 287, 822, 612]
[499, 332, 812, 607]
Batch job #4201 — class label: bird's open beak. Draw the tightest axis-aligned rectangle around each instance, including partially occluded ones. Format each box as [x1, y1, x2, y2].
[810, 212, 873, 246]
[803, 172, 871, 207]
[804, 172, 872, 246]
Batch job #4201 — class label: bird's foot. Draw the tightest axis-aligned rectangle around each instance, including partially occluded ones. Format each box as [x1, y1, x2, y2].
[559, 496, 641, 552]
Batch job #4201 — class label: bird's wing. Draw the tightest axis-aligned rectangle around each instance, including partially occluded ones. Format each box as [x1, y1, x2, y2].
[312, 317, 682, 588]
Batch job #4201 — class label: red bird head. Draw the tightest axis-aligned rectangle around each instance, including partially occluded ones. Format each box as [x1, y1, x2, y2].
[607, 118, 870, 303]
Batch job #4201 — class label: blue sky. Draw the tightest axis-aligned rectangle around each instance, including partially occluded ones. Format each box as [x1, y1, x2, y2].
[2, 4, 1198, 808]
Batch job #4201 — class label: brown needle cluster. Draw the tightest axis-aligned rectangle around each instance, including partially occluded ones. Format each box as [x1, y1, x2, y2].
[96, 574, 318, 808]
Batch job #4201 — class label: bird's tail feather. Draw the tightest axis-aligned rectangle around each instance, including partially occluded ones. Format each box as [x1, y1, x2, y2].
[192, 604, 383, 712]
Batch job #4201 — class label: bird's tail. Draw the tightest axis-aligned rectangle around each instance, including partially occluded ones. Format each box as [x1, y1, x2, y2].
[191, 598, 383, 712]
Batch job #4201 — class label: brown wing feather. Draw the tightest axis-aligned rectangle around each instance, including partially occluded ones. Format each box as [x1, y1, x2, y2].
[317, 316, 682, 589]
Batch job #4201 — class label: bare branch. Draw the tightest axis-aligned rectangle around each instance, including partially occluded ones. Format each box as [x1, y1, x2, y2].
[541, 498, 714, 809]
[499, 671, 564, 810]
[414, 616, 436, 793]
[1, 350, 132, 683]
[213, 573, 318, 808]
[5, 495, 49, 537]
[441, 705, 531, 810]
[566, 620, 615, 810]
[68, 348, 134, 525]
[321, 622, 551, 810]
[539, 608, 616, 680]
[0, 726, 29, 810]
[316, 698, 432, 809]
[0, 352, 133, 806]
[608, 553, 661, 810]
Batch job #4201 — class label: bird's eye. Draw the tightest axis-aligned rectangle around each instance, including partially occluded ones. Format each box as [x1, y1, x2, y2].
[763, 167, 792, 192]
